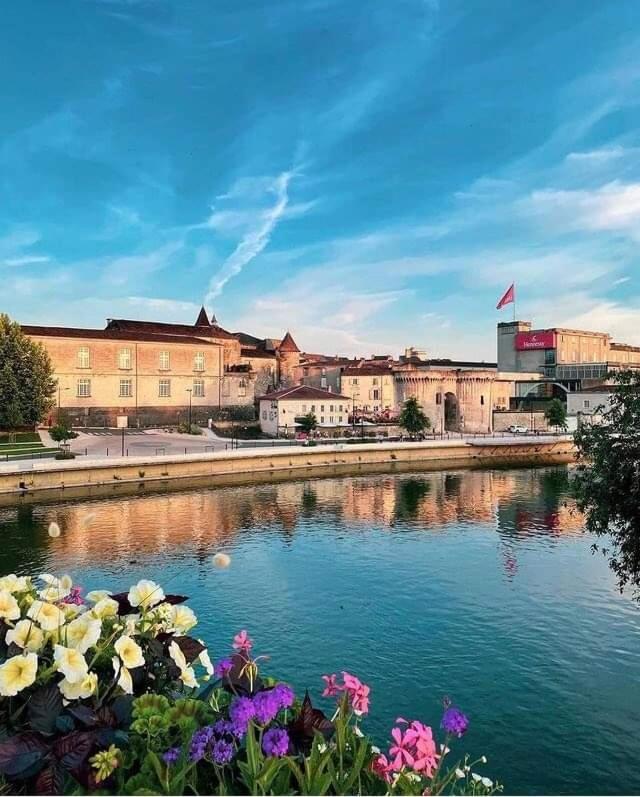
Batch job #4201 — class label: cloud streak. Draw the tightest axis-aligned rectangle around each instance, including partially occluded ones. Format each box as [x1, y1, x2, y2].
[204, 171, 293, 305]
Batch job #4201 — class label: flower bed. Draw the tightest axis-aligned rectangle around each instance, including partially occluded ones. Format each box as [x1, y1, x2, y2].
[0, 572, 500, 795]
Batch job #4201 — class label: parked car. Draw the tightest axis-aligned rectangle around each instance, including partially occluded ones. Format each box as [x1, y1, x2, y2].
[507, 424, 529, 434]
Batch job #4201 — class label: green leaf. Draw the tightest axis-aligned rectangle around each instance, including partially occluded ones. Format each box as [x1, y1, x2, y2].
[145, 751, 165, 787]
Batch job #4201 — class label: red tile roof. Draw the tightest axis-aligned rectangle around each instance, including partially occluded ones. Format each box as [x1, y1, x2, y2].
[106, 318, 236, 340]
[257, 384, 351, 401]
[241, 348, 277, 359]
[278, 331, 300, 352]
[22, 325, 220, 346]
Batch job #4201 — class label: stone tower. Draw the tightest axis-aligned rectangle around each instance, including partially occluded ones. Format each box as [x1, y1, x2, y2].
[277, 331, 301, 386]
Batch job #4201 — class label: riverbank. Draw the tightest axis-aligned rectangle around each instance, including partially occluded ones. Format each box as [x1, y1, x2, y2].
[0, 436, 575, 504]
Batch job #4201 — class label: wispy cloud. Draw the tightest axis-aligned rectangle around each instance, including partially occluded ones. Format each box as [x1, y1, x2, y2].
[204, 171, 294, 304]
[3, 255, 50, 267]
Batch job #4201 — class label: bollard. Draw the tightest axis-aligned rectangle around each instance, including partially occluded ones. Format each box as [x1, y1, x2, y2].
[106, 447, 109, 456]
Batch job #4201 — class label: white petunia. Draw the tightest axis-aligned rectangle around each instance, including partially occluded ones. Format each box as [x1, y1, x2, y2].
[66, 614, 102, 653]
[0, 653, 38, 696]
[0, 590, 21, 621]
[112, 657, 133, 694]
[0, 574, 30, 593]
[86, 590, 112, 603]
[114, 635, 145, 669]
[455, 768, 465, 779]
[59, 671, 98, 701]
[53, 645, 88, 684]
[472, 773, 482, 782]
[481, 777, 493, 788]
[27, 600, 65, 631]
[38, 574, 72, 602]
[171, 605, 197, 634]
[127, 580, 164, 609]
[197, 645, 214, 676]
[90, 597, 119, 620]
[168, 641, 198, 688]
[6, 620, 44, 653]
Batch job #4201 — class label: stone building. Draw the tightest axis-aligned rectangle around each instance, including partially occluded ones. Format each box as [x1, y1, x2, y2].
[22, 309, 298, 427]
[258, 384, 353, 437]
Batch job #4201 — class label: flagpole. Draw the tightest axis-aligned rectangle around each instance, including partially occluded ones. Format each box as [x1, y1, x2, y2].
[513, 283, 516, 322]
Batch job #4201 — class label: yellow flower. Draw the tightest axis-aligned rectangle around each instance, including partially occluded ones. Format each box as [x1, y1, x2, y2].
[179, 665, 198, 689]
[27, 600, 65, 631]
[0, 590, 21, 621]
[171, 605, 197, 634]
[90, 744, 121, 783]
[0, 574, 30, 593]
[127, 580, 164, 609]
[112, 657, 133, 694]
[6, 619, 44, 653]
[53, 644, 89, 684]
[66, 614, 102, 653]
[90, 597, 119, 620]
[0, 653, 38, 696]
[114, 635, 145, 669]
[59, 671, 98, 700]
[86, 590, 111, 603]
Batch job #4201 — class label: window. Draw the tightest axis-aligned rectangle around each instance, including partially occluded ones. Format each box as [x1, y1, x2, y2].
[436, 393, 442, 405]
[118, 348, 132, 369]
[193, 379, 205, 398]
[78, 347, 90, 368]
[119, 379, 133, 398]
[339, 404, 343, 412]
[320, 416, 324, 424]
[301, 404, 307, 413]
[480, 395, 485, 405]
[310, 405, 315, 412]
[338, 416, 343, 423]
[329, 416, 334, 423]
[320, 405, 325, 412]
[321, 376, 327, 388]
[544, 349, 556, 365]
[158, 379, 171, 397]
[77, 378, 91, 397]
[373, 389, 380, 400]
[238, 379, 246, 398]
[159, 351, 170, 371]
[330, 404, 334, 412]
[584, 400, 590, 409]
[321, 367, 327, 376]
[222, 380, 230, 397]
[373, 377, 378, 385]
[262, 410, 267, 419]
[352, 378, 358, 385]
[194, 352, 205, 372]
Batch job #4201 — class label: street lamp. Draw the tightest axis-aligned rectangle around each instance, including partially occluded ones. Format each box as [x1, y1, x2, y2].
[186, 388, 193, 430]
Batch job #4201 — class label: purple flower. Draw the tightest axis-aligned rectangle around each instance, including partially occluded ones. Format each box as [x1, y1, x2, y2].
[189, 726, 214, 762]
[212, 719, 234, 736]
[441, 706, 469, 737]
[262, 727, 290, 758]
[229, 696, 256, 738]
[253, 690, 280, 725]
[162, 747, 181, 766]
[272, 683, 295, 709]
[211, 739, 235, 765]
[215, 657, 233, 678]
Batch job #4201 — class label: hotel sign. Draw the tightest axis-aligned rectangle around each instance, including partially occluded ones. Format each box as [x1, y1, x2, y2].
[515, 331, 556, 351]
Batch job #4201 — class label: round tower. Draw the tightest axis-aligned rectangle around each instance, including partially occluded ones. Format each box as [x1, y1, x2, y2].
[277, 331, 301, 386]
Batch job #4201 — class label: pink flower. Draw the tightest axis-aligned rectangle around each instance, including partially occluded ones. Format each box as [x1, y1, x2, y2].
[372, 753, 393, 783]
[322, 673, 342, 697]
[232, 630, 253, 654]
[389, 726, 415, 771]
[342, 671, 371, 716]
[408, 721, 439, 777]
[60, 586, 84, 606]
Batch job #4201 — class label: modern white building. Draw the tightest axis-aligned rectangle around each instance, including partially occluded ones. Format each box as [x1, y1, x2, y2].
[258, 385, 353, 437]
[567, 386, 616, 418]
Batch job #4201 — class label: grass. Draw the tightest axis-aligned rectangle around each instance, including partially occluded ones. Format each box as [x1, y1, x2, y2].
[0, 435, 59, 460]
[0, 432, 40, 444]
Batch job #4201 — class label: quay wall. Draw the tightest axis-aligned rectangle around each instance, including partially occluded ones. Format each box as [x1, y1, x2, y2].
[0, 438, 576, 504]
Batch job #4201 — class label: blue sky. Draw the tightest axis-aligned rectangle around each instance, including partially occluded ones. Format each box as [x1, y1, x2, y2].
[2, 0, 640, 359]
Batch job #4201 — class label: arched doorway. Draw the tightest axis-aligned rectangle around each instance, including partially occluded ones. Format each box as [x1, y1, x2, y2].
[444, 392, 459, 431]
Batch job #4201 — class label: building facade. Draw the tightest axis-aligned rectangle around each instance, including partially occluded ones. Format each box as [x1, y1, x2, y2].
[22, 309, 299, 427]
[258, 385, 353, 437]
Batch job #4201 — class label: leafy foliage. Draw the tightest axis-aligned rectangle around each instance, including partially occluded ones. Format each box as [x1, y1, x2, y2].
[49, 424, 78, 446]
[574, 371, 640, 598]
[399, 397, 431, 436]
[544, 398, 567, 431]
[0, 314, 56, 431]
[298, 413, 318, 434]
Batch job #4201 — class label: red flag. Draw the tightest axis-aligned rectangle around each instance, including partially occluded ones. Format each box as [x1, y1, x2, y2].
[496, 283, 515, 310]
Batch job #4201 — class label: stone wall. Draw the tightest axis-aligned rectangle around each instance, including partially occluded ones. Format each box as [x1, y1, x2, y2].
[492, 411, 549, 432]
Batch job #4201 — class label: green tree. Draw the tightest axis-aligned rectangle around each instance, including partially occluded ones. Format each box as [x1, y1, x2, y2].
[399, 397, 431, 436]
[298, 412, 317, 434]
[574, 371, 640, 598]
[544, 398, 567, 431]
[49, 422, 79, 447]
[0, 314, 56, 434]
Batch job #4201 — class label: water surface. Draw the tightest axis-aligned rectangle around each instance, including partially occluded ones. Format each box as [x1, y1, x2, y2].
[1, 467, 639, 795]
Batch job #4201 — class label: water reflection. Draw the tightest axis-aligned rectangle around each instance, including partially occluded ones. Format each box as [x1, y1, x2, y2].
[0, 467, 583, 577]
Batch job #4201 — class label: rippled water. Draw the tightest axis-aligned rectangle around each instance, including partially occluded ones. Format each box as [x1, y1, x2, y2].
[1, 467, 639, 795]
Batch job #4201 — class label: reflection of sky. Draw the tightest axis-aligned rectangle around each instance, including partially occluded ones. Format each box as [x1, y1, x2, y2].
[1, 467, 639, 794]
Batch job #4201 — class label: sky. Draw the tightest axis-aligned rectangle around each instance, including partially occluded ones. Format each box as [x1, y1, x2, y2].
[2, 0, 640, 360]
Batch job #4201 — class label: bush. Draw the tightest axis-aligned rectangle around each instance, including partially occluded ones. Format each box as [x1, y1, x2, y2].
[54, 450, 76, 460]
[177, 423, 203, 435]
[0, 572, 501, 796]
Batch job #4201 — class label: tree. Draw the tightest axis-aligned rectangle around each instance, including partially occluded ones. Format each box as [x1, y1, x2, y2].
[399, 397, 431, 436]
[298, 412, 317, 434]
[0, 314, 56, 434]
[544, 398, 567, 431]
[49, 422, 79, 447]
[574, 371, 640, 598]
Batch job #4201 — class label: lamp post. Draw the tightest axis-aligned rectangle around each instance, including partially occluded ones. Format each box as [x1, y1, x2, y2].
[57, 386, 70, 423]
[186, 388, 193, 430]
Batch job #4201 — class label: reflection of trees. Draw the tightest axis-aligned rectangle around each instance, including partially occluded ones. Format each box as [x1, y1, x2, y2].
[0, 505, 51, 575]
[394, 478, 431, 520]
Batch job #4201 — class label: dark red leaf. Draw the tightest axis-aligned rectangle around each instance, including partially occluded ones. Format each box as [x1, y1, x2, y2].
[109, 592, 135, 615]
[222, 652, 264, 695]
[28, 685, 64, 735]
[169, 635, 205, 664]
[163, 594, 188, 605]
[34, 764, 64, 795]
[66, 705, 97, 728]
[0, 733, 49, 778]
[288, 691, 334, 755]
[52, 731, 95, 771]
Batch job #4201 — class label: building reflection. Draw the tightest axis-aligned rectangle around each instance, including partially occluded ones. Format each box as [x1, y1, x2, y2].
[0, 468, 583, 577]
